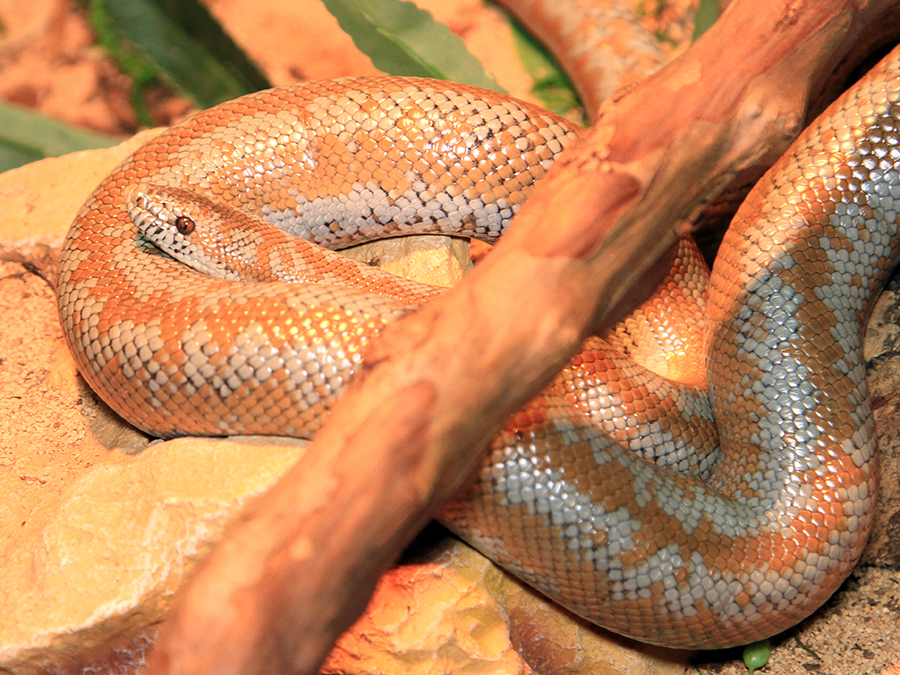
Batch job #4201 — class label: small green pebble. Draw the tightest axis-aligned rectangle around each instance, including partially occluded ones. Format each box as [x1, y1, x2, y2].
[743, 639, 771, 673]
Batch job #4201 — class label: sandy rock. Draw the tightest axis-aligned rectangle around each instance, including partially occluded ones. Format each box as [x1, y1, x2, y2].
[323, 535, 690, 675]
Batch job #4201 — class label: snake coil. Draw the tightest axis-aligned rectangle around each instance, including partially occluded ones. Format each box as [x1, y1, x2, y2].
[58, 48, 900, 647]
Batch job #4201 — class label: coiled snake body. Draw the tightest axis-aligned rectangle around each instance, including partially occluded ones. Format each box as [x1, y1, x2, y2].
[57, 47, 900, 649]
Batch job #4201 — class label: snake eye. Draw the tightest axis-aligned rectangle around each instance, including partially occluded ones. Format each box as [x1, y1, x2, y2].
[175, 216, 196, 235]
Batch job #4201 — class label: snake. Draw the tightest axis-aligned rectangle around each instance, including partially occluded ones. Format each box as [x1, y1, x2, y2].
[55, 44, 900, 650]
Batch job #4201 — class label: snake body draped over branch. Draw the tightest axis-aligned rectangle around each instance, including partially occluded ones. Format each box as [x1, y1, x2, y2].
[56, 0, 900, 658]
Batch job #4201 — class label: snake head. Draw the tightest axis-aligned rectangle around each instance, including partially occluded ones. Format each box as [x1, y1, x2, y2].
[124, 184, 258, 281]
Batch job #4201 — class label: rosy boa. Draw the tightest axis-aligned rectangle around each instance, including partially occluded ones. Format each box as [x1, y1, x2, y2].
[56, 45, 900, 649]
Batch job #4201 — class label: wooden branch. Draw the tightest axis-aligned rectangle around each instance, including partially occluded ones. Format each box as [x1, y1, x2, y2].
[145, 1, 900, 674]
[494, 0, 669, 116]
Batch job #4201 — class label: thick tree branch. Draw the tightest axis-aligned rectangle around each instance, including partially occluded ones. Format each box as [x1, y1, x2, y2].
[495, 0, 669, 115]
[145, 1, 900, 674]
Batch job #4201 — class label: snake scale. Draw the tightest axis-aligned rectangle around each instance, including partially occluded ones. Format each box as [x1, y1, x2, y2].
[57, 44, 900, 649]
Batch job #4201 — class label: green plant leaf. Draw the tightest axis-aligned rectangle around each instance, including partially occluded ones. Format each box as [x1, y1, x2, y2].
[692, 0, 721, 41]
[743, 639, 771, 674]
[97, 0, 271, 109]
[88, 0, 161, 128]
[321, 0, 504, 93]
[0, 103, 121, 173]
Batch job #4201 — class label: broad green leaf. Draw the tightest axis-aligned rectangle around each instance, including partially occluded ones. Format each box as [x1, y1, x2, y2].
[89, 0, 163, 127]
[0, 103, 120, 173]
[96, 0, 270, 109]
[321, 0, 504, 93]
[692, 0, 721, 41]
[0, 146, 43, 174]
